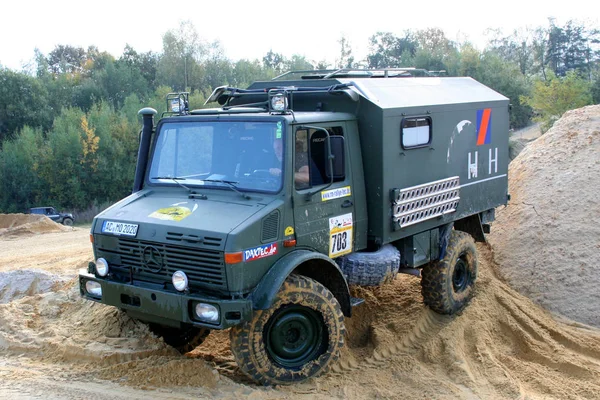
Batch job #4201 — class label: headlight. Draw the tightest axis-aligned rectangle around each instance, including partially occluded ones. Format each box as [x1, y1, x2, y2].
[85, 280, 102, 297]
[270, 93, 288, 112]
[95, 258, 109, 277]
[195, 303, 219, 323]
[172, 271, 188, 292]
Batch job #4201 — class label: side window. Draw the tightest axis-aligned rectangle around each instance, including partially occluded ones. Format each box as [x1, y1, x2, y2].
[295, 126, 345, 190]
[401, 117, 431, 148]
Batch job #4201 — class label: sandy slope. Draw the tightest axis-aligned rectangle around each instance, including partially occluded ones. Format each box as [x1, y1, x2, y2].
[1, 228, 599, 399]
[489, 105, 600, 327]
[1, 105, 600, 399]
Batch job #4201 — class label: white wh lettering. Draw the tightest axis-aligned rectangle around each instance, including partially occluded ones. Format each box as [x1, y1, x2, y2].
[468, 151, 478, 179]
[489, 147, 498, 174]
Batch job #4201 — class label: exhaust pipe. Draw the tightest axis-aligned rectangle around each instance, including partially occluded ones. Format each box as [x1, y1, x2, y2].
[132, 107, 157, 193]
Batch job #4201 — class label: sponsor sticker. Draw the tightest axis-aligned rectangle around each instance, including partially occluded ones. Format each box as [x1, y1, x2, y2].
[284, 226, 295, 236]
[329, 213, 353, 258]
[321, 186, 351, 202]
[148, 206, 191, 221]
[276, 121, 282, 139]
[244, 243, 278, 262]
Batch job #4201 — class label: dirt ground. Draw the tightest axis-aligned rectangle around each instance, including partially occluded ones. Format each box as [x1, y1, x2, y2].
[1, 109, 599, 399]
[1, 225, 599, 399]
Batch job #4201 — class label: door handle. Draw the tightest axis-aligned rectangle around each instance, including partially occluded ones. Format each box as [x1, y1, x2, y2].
[341, 200, 353, 208]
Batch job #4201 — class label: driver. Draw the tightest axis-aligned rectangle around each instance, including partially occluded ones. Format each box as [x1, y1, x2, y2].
[269, 137, 310, 186]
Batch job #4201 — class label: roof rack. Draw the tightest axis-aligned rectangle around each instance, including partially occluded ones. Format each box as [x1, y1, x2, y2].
[203, 83, 358, 108]
[272, 68, 436, 81]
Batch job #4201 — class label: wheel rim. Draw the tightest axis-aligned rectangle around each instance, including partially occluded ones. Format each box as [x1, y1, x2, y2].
[265, 305, 325, 368]
[452, 257, 470, 293]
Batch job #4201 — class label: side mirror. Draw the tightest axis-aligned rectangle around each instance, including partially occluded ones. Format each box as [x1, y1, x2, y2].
[325, 136, 345, 179]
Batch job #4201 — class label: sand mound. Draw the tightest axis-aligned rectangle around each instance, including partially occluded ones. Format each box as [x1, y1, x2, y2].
[310, 244, 600, 399]
[0, 269, 71, 304]
[0, 213, 70, 238]
[0, 278, 175, 361]
[488, 105, 600, 327]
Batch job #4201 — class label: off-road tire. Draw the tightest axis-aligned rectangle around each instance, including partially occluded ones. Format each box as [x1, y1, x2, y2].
[421, 230, 478, 315]
[335, 244, 400, 286]
[230, 274, 345, 385]
[149, 323, 210, 353]
[62, 218, 73, 226]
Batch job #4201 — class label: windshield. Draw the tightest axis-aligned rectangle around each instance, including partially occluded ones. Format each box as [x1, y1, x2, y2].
[148, 120, 284, 193]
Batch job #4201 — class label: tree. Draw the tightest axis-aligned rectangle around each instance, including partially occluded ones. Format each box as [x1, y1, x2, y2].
[545, 19, 600, 78]
[0, 126, 44, 211]
[157, 21, 206, 91]
[47, 45, 87, 75]
[263, 50, 285, 72]
[284, 55, 313, 71]
[337, 35, 355, 69]
[413, 28, 458, 73]
[367, 32, 417, 68]
[478, 51, 532, 129]
[521, 70, 592, 132]
[0, 68, 52, 143]
[486, 27, 535, 76]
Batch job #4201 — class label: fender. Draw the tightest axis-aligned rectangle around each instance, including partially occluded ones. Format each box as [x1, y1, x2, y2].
[251, 249, 352, 317]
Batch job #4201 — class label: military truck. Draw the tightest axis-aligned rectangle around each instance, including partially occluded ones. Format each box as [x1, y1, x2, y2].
[79, 68, 509, 385]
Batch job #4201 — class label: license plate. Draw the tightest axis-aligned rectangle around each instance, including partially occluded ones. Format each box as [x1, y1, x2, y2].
[102, 221, 139, 237]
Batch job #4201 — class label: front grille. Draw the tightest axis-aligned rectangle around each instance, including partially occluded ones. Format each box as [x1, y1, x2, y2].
[98, 237, 226, 290]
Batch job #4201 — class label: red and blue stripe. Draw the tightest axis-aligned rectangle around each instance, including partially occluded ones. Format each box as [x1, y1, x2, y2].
[476, 108, 492, 146]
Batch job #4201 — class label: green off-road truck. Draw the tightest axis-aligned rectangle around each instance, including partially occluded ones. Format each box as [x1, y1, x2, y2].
[79, 69, 509, 385]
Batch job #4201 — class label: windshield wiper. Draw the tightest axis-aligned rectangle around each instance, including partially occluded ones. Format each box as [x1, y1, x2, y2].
[201, 179, 251, 200]
[150, 176, 192, 192]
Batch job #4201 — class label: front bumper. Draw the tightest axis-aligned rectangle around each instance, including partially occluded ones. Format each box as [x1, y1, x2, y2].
[79, 269, 252, 329]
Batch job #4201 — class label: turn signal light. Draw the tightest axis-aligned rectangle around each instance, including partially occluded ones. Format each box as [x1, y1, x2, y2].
[225, 252, 243, 264]
[90, 234, 94, 244]
[283, 239, 297, 247]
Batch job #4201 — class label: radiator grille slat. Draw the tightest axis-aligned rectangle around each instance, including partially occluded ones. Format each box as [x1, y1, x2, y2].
[98, 237, 226, 290]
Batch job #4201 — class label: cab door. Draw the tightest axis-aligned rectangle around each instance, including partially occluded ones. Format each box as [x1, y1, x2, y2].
[292, 123, 355, 259]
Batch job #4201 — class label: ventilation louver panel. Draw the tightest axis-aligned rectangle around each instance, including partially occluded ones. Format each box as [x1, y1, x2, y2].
[261, 211, 280, 243]
[391, 176, 460, 230]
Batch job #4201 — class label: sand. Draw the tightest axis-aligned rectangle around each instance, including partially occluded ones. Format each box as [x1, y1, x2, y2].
[488, 105, 600, 328]
[0, 107, 599, 398]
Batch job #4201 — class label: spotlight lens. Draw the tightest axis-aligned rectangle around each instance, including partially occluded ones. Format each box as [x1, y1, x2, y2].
[172, 271, 188, 291]
[95, 258, 109, 277]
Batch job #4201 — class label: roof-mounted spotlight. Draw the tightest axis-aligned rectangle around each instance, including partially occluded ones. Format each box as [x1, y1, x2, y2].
[268, 90, 289, 113]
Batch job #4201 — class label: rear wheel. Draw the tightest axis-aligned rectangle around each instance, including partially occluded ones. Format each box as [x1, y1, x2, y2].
[149, 323, 210, 353]
[230, 275, 345, 385]
[421, 230, 478, 315]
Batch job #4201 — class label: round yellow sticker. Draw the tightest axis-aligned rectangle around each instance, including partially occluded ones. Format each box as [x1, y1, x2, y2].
[148, 206, 192, 221]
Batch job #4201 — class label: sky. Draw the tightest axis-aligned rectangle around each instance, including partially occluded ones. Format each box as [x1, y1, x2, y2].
[0, 0, 598, 71]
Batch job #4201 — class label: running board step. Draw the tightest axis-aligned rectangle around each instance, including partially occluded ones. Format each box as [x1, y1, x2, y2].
[350, 297, 365, 307]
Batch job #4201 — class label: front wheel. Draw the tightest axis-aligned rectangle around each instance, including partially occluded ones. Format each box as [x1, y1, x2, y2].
[62, 218, 73, 226]
[230, 275, 345, 385]
[421, 230, 478, 315]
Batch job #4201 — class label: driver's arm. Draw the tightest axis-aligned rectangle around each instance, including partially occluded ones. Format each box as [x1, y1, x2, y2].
[294, 165, 309, 185]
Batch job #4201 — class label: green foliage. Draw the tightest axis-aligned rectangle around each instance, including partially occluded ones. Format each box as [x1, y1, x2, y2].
[0, 68, 52, 142]
[476, 51, 533, 129]
[367, 32, 417, 68]
[520, 71, 593, 132]
[1, 18, 599, 213]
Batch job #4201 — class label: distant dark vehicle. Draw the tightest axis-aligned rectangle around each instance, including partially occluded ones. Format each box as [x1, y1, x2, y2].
[29, 207, 74, 226]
